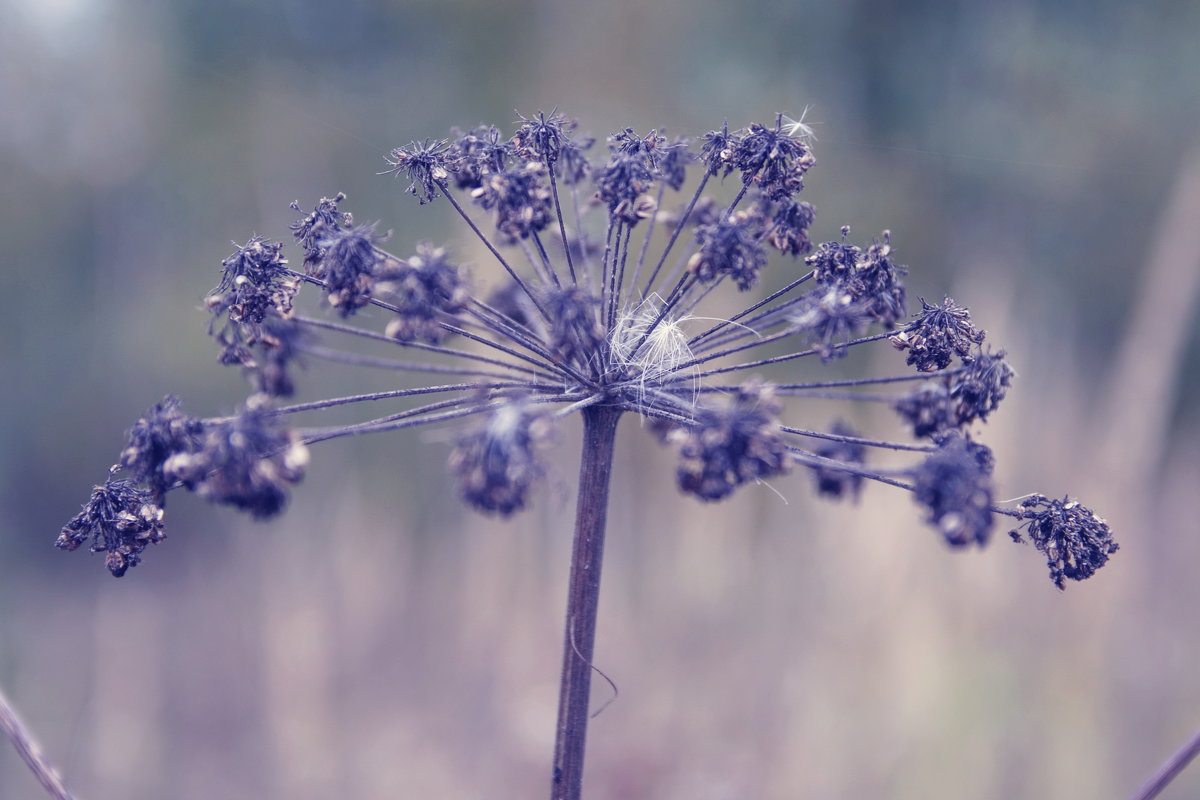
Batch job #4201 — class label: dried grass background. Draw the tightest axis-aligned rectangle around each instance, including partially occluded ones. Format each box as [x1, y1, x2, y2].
[2, 1, 1199, 798]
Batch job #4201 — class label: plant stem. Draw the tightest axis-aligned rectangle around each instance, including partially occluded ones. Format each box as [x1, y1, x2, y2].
[0, 684, 77, 800]
[1131, 724, 1200, 800]
[551, 404, 622, 800]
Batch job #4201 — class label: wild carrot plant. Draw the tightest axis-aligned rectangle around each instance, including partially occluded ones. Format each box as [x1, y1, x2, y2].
[58, 111, 1119, 799]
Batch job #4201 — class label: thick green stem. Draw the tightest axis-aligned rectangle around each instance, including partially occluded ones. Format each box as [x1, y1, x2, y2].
[551, 405, 622, 800]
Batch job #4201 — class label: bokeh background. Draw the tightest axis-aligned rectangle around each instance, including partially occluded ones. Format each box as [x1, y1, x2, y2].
[3, 1, 1200, 798]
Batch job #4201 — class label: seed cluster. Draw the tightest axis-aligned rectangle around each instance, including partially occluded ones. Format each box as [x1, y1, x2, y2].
[58, 110, 1115, 588]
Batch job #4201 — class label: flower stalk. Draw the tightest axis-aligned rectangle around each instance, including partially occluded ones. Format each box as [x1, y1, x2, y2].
[0, 685, 77, 800]
[552, 404, 622, 800]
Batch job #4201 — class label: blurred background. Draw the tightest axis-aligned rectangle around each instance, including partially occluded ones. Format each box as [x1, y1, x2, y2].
[2, 0, 1199, 797]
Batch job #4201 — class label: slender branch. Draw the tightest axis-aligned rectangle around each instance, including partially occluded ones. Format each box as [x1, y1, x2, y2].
[552, 405, 622, 800]
[608, 223, 634, 332]
[629, 182, 666, 299]
[688, 270, 815, 346]
[274, 382, 538, 416]
[641, 170, 711, 298]
[570, 185, 595, 287]
[300, 399, 498, 445]
[1131, 724, 1200, 800]
[461, 302, 562, 367]
[298, 344, 530, 380]
[771, 370, 958, 390]
[723, 183, 749, 218]
[519, 238, 555, 287]
[788, 448, 915, 490]
[547, 170, 578, 283]
[680, 330, 897, 381]
[294, 316, 559, 381]
[0, 685, 78, 800]
[597, 218, 617, 344]
[771, 390, 897, 402]
[301, 391, 585, 445]
[468, 297, 541, 342]
[437, 183, 553, 322]
[531, 230, 562, 289]
[676, 370, 957, 394]
[293, 266, 560, 371]
[554, 393, 608, 418]
[439, 322, 591, 386]
[678, 274, 723, 319]
[682, 325, 797, 365]
[780, 425, 935, 452]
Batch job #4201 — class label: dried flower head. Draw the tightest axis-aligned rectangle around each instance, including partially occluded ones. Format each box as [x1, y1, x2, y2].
[166, 396, 308, 519]
[1010, 495, 1119, 589]
[381, 242, 470, 344]
[206, 237, 299, 326]
[911, 434, 994, 547]
[763, 196, 816, 256]
[450, 399, 553, 516]
[688, 212, 769, 290]
[513, 110, 572, 165]
[61, 110, 1115, 591]
[891, 297, 985, 372]
[731, 114, 816, 199]
[894, 348, 1015, 437]
[289, 193, 353, 269]
[57, 479, 165, 577]
[118, 395, 205, 503]
[382, 139, 457, 204]
[676, 381, 790, 501]
[809, 421, 866, 500]
[313, 224, 384, 316]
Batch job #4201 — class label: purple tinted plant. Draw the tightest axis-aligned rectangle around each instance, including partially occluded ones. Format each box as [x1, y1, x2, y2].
[59, 110, 1117, 800]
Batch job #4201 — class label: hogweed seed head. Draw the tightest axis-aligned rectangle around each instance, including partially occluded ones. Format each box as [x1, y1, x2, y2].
[382, 139, 457, 204]
[790, 286, 873, 362]
[58, 479, 166, 577]
[699, 121, 739, 176]
[513, 110, 571, 166]
[450, 400, 553, 516]
[1009, 495, 1119, 590]
[289, 192, 352, 270]
[763, 196, 816, 257]
[118, 395, 205, 504]
[314, 224, 384, 316]
[206, 237, 298, 326]
[810, 420, 866, 500]
[382, 242, 470, 344]
[167, 395, 308, 519]
[911, 434, 994, 547]
[732, 113, 816, 199]
[688, 212, 769, 290]
[595, 133, 661, 225]
[677, 381, 790, 501]
[891, 297, 985, 372]
[471, 162, 555, 242]
[59, 109, 1116, 588]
